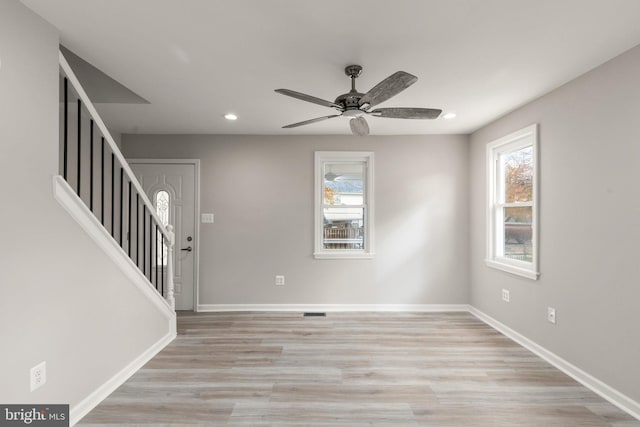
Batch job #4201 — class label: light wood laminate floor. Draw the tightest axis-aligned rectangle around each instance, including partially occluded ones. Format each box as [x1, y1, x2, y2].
[79, 312, 639, 426]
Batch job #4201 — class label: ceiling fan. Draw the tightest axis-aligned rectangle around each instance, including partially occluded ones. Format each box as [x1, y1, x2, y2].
[275, 65, 442, 136]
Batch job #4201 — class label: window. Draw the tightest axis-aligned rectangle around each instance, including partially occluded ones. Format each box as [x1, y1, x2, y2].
[155, 190, 170, 266]
[486, 124, 539, 279]
[314, 151, 374, 259]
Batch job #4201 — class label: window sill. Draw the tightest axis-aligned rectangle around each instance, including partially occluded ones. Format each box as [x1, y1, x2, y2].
[314, 252, 375, 260]
[485, 259, 539, 280]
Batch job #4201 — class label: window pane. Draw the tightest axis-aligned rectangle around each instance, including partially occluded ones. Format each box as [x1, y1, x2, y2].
[503, 146, 533, 203]
[503, 206, 532, 262]
[156, 190, 170, 226]
[323, 207, 364, 249]
[155, 191, 170, 266]
[324, 162, 364, 206]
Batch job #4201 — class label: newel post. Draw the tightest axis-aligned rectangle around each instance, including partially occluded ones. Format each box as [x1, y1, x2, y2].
[165, 224, 176, 310]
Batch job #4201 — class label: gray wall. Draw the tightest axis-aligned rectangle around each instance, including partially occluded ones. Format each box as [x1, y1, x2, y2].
[469, 45, 640, 401]
[0, 0, 170, 406]
[123, 134, 469, 306]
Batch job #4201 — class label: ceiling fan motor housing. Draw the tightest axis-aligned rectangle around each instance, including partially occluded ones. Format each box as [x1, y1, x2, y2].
[335, 91, 364, 110]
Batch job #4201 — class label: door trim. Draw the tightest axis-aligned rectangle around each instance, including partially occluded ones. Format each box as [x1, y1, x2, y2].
[127, 158, 201, 312]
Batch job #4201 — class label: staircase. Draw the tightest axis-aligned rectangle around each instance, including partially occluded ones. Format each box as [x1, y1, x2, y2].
[54, 51, 176, 311]
[52, 51, 178, 423]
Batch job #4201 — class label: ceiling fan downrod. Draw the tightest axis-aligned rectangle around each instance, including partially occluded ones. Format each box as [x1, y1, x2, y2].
[344, 64, 362, 91]
[336, 65, 365, 111]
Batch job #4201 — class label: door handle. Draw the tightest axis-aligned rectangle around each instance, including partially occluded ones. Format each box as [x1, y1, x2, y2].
[181, 246, 192, 252]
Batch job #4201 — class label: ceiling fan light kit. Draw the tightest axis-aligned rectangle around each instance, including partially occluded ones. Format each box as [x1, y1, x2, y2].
[275, 64, 442, 136]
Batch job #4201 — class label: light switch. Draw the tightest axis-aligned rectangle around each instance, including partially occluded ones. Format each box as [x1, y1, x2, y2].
[201, 213, 214, 223]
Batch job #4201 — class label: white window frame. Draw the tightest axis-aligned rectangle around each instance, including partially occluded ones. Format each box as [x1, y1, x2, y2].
[486, 124, 539, 279]
[314, 151, 374, 259]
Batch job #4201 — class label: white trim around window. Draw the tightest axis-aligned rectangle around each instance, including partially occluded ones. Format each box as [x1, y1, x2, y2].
[314, 151, 374, 259]
[486, 124, 539, 280]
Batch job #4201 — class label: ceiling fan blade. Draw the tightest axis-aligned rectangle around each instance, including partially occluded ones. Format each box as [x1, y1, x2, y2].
[349, 117, 369, 136]
[275, 89, 342, 110]
[282, 114, 341, 129]
[370, 107, 442, 119]
[359, 71, 418, 108]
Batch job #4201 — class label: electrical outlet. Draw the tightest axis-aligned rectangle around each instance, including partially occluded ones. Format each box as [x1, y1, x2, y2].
[275, 275, 285, 286]
[547, 307, 556, 324]
[174, 283, 182, 294]
[502, 289, 510, 302]
[30, 361, 46, 392]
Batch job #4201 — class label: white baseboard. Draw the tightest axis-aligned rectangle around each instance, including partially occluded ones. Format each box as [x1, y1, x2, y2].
[197, 303, 471, 313]
[69, 330, 176, 426]
[470, 307, 640, 421]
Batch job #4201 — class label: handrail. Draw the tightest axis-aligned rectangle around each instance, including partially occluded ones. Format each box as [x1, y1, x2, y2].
[58, 51, 170, 241]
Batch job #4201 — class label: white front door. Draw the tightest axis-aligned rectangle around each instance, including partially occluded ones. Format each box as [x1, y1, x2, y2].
[129, 161, 197, 311]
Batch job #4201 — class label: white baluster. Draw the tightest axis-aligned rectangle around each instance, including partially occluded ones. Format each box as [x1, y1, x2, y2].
[165, 224, 176, 310]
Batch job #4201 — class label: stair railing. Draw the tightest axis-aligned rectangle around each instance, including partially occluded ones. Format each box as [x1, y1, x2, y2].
[58, 51, 175, 310]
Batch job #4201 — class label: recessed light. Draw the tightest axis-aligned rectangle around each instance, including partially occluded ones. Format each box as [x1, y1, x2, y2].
[443, 112, 457, 120]
[224, 113, 238, 121]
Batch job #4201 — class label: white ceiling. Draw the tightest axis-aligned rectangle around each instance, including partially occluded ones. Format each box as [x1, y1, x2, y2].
[22, 0, 640, 136]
